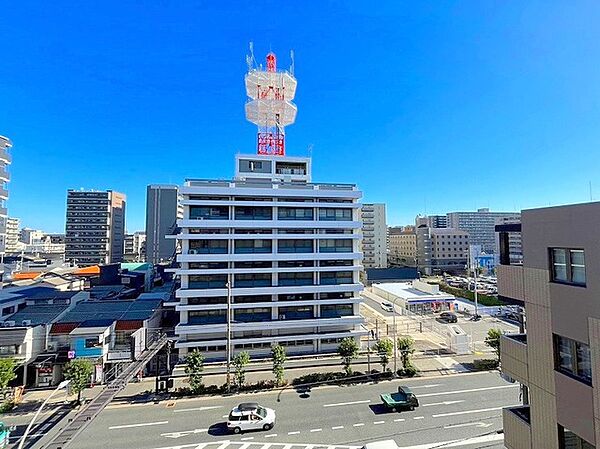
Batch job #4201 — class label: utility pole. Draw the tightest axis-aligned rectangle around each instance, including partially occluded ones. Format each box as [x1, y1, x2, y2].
[474, 255, 479, 319]
[226, 272, 232, 393]
[392, 299, 398, 374]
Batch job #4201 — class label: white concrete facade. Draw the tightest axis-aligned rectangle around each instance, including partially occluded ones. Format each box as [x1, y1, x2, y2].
[0, 136, 12, 259]
[361, 203, 387, 268]
[173, 154, 365, 359]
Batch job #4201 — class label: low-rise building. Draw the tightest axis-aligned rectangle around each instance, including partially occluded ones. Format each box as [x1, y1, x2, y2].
[372, 280, 456, 314]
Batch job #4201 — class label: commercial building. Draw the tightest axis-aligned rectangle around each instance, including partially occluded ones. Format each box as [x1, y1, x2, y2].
[124, 231, 146, 262]
[415, 217, 469, 275]
[5, 217, 20, 253]
[145, 185, 181, 265]
[65, 190, 126, 266]
[172, 51, 364, 359]
[498, 202, 600, 449]
[0, 136, 12, 258]
[372, 280, 456, 314]
[447, 208, 520, 254]
[360, 203, 387, 268]
[388, 226, 416, 267]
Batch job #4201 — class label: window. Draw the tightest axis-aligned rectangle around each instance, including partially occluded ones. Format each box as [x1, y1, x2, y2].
[189, 274, 228, 289]
[85, 338, 100, 349]
[234, 308, 271, 322]
[189, 310, 226, 324]
[319, 239, 353, 253]
[278, 260, 314, 268]
[278, 306, 314, 320]
[551, 248, 586, 286]
[278, 207, 314, 220]
[318, 208, 352, 221]
[278, 239, 313, 253]
[189, 239, 228, 254]
[320, 271, 353, 285]
[278, 272, 314, 286]
[321, 304, 354, 318]
[558, 425, 595, 449]
[234, 273, 272, 287]
[234, 206, 272, 220]
[554, 335, 592, 385]
[234, 239, 272, 254]
[189, 206, 229, 220]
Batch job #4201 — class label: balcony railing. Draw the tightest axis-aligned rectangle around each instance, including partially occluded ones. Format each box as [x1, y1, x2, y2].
[503, 406, 531, 449]
[500, 333, 528, 385]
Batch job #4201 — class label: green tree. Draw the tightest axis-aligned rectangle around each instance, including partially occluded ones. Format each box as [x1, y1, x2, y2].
[485, 328, 503, 362]
[373, 339, 393, 372]
[397, 336, 415, 369]
[0, 358, 17, 399]
[337, 337, 359, 375]
[63, 359, 94, 404]
[184, 350, 205, 394]
[271, 344, 287, 386]
[233, 351, 250, 388]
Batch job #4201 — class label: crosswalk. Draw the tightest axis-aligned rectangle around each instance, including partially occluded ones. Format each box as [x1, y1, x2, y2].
[154, 441, 361, 449]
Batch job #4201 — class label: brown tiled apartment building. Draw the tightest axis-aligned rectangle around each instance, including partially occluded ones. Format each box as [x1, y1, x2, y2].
[497, 202, 597, 449]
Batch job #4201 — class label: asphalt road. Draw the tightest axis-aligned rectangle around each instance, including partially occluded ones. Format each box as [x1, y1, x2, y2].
[53, 371, 518, 449]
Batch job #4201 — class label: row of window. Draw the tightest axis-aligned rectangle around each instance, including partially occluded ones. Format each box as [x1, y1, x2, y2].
[188, 195, 353, 203]
[189, 206, 355, 221]
[186, 292, 355, 306]
[188, 272, 355, 289]
[189, 228, 354, 235]
[188, 239, 354, 254]
[187, 260, 353, 270]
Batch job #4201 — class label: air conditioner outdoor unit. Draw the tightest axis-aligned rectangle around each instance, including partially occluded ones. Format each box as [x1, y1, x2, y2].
[22, 320, 32, 326]
[3, 321, 16, 327]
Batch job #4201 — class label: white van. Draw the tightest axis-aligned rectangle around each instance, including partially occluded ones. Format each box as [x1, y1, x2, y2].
[362, 440, 400, 449]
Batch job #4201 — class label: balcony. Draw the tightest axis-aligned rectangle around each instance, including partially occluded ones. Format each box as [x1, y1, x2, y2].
[497, 264, 525, 304]
[503, 406, 531, 449]
[500, 333, 528, 385]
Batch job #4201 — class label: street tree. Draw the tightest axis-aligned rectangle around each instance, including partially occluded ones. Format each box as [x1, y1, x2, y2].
[373, 339, 393, 372]
[397, 336, 415, 369]
[184, 350, 205, 394]
[0, 358, 17, 400]
[271, 344, 287, 386]
[233, 351, 251, 388]
[337, 337, 359, 375]
[63, 359, 94, 404]
[485, 328, 503, 362]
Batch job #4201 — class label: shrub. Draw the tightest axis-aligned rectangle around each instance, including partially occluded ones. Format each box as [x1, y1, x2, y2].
[473, 359, 499, 371]
[485, 329, 502, 361]
[0, 400, 15, 413]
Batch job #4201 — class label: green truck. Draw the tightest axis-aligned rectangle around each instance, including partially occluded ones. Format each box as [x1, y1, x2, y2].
[380, 386, 419, 412]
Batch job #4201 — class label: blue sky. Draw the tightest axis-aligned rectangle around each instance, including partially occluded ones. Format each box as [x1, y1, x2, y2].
[3, 1, 600, 232]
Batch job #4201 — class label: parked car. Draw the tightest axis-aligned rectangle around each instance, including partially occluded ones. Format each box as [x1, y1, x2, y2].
[227, 403, 276, 434]
[439, 311, 458, 323]
[380, 386, 419, 412]
[381, 301, 394, 313]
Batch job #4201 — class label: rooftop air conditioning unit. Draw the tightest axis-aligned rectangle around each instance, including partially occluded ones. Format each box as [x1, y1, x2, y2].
[3, 321, 16, 327]
[22, 320, 32, 327]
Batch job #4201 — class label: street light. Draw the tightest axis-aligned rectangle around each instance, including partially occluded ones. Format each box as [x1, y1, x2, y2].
[18, 379, 71, 449]
[226, 272, 232, 393]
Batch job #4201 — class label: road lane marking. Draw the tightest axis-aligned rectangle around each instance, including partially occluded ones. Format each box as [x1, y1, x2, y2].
[432, 406, 505, 418]
[265, 434, 277, 438]
[110, 421, 169, 430]
[413, 416, 425, 420]
[394, 418, 405, 422]
[323, 399, 371, 407]
[418, 385, 517, 398]
[444, 422, 493, 429]
[422, 400, 465, 407]
[332, 426, 344, 430]
[310, 428, 322, 432]
[353, 423, 365, 427]
[160, 428, 209, 438]
[240, 437, 254, 441]
[410, 384, 441, 389]
[373, 421, 385, 425]
[239, 444, 251, 449]
[288, 431, 300, 435]
[174, 406, 223, 413]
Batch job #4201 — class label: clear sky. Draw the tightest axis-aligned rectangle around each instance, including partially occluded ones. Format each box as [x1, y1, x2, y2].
[3, 1, 600, 233]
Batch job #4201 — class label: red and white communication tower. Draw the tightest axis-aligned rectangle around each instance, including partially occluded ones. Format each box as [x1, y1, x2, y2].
[245, 48, 297, 156]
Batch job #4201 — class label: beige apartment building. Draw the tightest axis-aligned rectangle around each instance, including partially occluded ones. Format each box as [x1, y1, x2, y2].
[388, 226, 416, 266]
[361, 203, 387, 268]
[498, 202, 598, 449]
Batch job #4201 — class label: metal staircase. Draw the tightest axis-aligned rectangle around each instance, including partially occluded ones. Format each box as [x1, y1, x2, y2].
[43, 333, 169, 449]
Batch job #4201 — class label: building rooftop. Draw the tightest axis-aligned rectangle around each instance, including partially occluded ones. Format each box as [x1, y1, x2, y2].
[373, 280, 455, 301]
[6, 304, 69, 326]
[58, 298, 162, 323]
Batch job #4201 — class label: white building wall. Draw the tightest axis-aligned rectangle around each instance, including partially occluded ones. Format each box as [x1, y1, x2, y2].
[173, 154, 365, 359]
[361, 203, 387, 268]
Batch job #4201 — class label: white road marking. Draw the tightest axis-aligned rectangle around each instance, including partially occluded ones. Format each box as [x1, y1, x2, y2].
[110, 421, 169, 430]
[410, 384, 441, 389]
[310, 428, 322, 432]
[332, 425, 345, 430]
[238, 444, 251, 449]
[413, 416, 425, 420]
[288, 431, 300, 435]
[240, 437, 254, 441]
[323, 399, 371, 408]
[353, 423, 365, 427]
[421, 400, 465, 407]
[444, 422, 493, 429]
[432, 406, 505, 418]
[222, 415, 229, 418]
[265, 434, 278, 438]
[418, 384, 517, 398]
[373, 421, 385, 425]
[395, 433, 504, 449]
[174, 406, 223, 413]
[160, 428, 209, 439]
[394, 418, 405, 422]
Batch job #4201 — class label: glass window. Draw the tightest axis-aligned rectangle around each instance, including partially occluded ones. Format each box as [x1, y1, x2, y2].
[576, 341, 592, 383]
[556, 336, 573, 372]
[559, 425, 595, 449]
[555, 334, 593, 385]
[570, 250, 586, 285]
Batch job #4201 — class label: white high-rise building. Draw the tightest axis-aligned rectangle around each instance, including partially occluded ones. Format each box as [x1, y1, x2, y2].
[361, 203, 387, 268]
[172, 50, 364, 359]
[0, 136, 12, 258]
[5, 217, 20, 253]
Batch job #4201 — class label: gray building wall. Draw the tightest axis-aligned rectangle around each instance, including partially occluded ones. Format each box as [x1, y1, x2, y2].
[145, 185, 180, 264]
